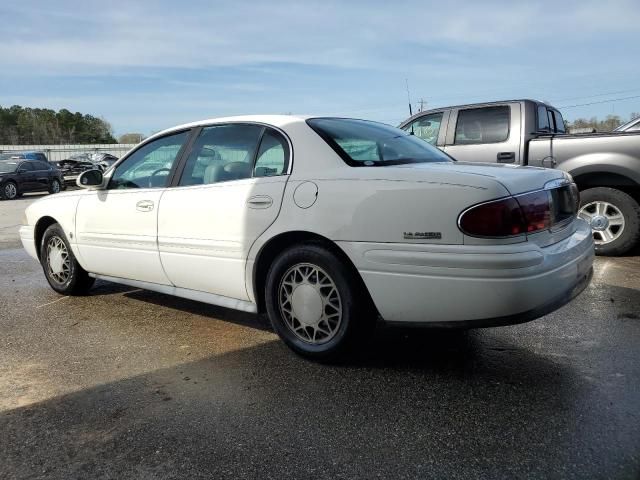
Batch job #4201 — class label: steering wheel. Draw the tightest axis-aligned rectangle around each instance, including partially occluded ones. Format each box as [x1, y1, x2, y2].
[148, 168, 171, 187]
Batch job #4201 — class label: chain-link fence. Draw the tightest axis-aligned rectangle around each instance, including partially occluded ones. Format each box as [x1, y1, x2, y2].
[0, 144, 137, 162]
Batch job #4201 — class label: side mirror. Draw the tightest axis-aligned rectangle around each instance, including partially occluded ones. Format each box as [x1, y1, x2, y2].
[17, 168, 27, 174]
[76, 169, 104, 188]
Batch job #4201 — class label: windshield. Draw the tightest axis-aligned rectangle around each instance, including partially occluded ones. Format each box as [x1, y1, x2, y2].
[307, 118, 452, 166]
[0, 161, 19, 173]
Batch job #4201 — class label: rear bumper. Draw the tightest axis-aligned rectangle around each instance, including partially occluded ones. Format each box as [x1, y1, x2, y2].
[338, 219, 595, 325]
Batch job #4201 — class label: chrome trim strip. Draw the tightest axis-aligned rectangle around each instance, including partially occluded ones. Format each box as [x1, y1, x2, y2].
[89, 274, 258, 313]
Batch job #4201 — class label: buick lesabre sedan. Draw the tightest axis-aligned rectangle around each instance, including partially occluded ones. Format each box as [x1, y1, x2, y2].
[20, 116, 595, 359]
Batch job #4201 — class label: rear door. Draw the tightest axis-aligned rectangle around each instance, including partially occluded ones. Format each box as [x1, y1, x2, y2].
[158, 123, 291, 300]
[443, 103, 521, 164]
[32, 161, 51, 190]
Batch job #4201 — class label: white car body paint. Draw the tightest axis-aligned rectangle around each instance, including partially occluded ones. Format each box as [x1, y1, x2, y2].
[21, 115, 594, 326]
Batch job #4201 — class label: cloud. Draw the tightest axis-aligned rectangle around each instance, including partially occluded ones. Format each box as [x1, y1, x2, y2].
[1, 0, 638, 74]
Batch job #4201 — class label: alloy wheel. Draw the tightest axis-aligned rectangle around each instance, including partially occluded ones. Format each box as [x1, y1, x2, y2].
[578, 201, 625, 245]
[4, 183, 17, 199]
[278, 263, 343, 344]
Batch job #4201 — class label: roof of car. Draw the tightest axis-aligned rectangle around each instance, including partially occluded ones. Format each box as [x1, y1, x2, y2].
[152, 115, 312, 140]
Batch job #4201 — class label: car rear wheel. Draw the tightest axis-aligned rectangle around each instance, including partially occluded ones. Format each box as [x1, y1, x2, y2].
[265, 243, 374, 360]
[40, 223, 95, 295]
[2, 181, 19, 200]
[578, 187, 640, 256]
[49, 178, 61, 194]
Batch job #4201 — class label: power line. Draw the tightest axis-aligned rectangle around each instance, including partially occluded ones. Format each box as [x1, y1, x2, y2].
[558, 95, 640, 109]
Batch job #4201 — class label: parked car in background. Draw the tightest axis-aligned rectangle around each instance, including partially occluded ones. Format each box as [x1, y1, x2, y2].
[20, 115, 593, 359]
[400, 100, 640, 255]
[0, 151, 49, 163]
[0, 157, 65, 200]
[614, 116, 640, 133]
[55, 152, 119, 184]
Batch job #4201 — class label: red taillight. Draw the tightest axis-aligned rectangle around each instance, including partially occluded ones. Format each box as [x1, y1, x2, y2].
[516, 190, 552, 232]
[459, 191, 554, 238]
[458, 197, 527, 237]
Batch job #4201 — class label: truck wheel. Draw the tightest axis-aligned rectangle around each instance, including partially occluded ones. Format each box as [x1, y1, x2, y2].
[578, 187, 640, 256]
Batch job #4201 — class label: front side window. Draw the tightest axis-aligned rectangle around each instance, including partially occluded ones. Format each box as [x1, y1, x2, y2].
[109, 130, 190, 189]
[454, 106, 510, 145]
[402, 112, 444, 146]
[307, 118, 451, 167]
[19, 162, 34, 172]
[178, 124, 263, 186]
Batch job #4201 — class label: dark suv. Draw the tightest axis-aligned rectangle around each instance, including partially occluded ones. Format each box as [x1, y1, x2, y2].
[0, 156, 65, 200]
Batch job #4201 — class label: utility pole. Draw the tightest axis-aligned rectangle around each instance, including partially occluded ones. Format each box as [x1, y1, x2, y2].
[418, 98, 426, 112]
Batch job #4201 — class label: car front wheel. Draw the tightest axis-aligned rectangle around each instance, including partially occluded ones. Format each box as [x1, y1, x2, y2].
[265, 243, 374, 360]
[578, 187, 640, 256]
[40, 223, 95, 295]
[2, 181, 19, 200]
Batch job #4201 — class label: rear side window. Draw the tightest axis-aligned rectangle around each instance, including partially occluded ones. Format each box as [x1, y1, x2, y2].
[454, 106, 510, 145]
[253, 130, 289, 177]
[537, 105, 550, 131]
[553, 111, 566, 133]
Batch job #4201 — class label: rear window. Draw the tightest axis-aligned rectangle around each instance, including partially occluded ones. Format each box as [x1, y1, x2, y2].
[306, 118, 452, 167]
[454, 106, 510, 145]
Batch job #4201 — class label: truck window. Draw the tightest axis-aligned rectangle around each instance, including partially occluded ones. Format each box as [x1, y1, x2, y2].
[537, 105, 550, 131]
[402, 112, 444, 146]
[454, 106, 509, 145]
[553, 110, 566, 133]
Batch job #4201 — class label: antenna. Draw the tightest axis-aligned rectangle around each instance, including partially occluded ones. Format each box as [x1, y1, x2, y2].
[405, 79, 413, 116]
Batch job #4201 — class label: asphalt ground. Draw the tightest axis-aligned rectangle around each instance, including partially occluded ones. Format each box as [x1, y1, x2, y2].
[0, 194, 639, 479]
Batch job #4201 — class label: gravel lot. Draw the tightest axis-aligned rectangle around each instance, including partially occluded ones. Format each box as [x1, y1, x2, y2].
[1, 195, 639, 479]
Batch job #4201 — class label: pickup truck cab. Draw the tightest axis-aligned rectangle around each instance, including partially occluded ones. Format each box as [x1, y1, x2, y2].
[400, 100, 640, 255]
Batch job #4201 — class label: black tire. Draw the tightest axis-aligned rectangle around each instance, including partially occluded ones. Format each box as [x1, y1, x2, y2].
[265, 243, 375, 360]
[40, 223, 95, 295]
[1, 181, 19, 200]
[579, 187, 640, 256]
[49, 178, 62, 194]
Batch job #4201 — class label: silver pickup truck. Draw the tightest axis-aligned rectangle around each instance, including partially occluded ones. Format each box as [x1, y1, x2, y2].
[400, 99, 640, 255]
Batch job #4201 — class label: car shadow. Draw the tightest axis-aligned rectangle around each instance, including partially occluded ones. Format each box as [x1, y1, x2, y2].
[1, 332, 632, 479]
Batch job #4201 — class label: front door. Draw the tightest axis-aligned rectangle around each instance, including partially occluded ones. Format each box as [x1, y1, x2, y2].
[443, 104, 522, 164]
[75, 130, 191, 284]
[158, 124, 291, 300]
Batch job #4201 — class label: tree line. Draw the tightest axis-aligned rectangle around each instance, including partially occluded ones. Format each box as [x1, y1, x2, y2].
[567, 113, 639, 132]
[0, 105, 116, 145]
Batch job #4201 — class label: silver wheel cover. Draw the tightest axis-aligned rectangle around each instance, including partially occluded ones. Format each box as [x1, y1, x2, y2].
[578, 201, 625, 245]
[47, 236, 71, 283]
[278, 263, 342, 345]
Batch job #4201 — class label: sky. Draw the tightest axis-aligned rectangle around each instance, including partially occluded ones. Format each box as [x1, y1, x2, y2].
[1, 0, 639, 137]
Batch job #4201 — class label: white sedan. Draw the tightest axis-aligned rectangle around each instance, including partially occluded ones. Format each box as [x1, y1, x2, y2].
[20, 116, 594, 359]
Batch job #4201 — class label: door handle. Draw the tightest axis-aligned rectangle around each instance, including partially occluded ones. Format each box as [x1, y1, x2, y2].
[497, 152, 516, 163]
[136, 200, 154, 212]
[247, 195, 273, 209]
